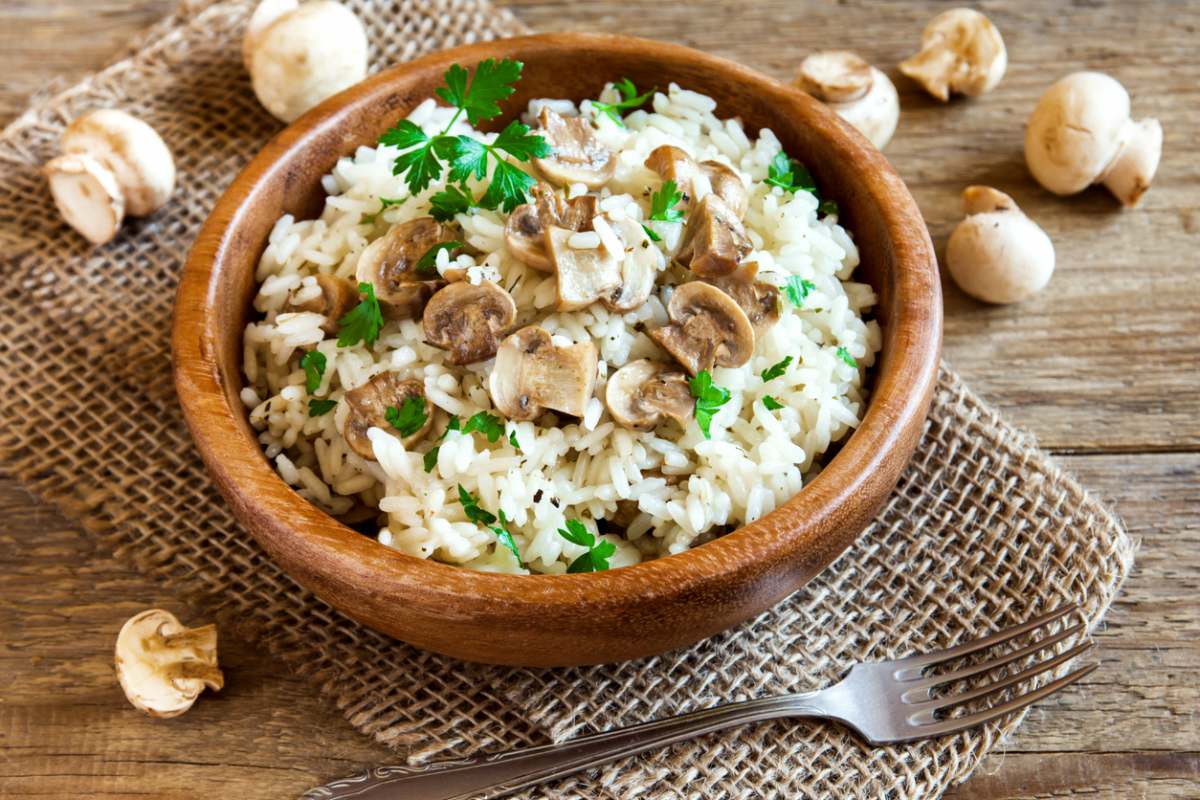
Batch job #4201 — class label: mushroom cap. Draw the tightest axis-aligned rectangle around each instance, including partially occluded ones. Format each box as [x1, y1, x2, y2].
[705, 262, 781, 335]
[650, 281, 756, 374]
[355, 217, 454, 318]
[504, 185, 596, 272]
[605, 359, 693, 430]
[44, 153, 125, 245]
[60, 109, 175, 216]
[946, 185, 1055, 304]
[643, 146, 749, 219]
[422, 281, 517, 365]
[285, 273, 359, 334]
[531, 107, 617, 189]
[899, 8, 1006, 101]
[603, 217, 663, 312]
[242, 0, 299, 71]
[249, 1, 368, 123]
[675, 193, 753, 278]
[114, 609, 223, 719]
[489, 326, 598, 420]
[342, 373, 432, 459]
[546, 224, 622, 311]
[794, 51, 874, 103]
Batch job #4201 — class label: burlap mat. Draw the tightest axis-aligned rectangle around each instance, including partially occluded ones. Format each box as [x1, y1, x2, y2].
[0, 1, 1135, 797]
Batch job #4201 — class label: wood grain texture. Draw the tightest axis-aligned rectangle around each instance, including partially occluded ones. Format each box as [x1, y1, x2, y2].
[2, 0, 1197, 798]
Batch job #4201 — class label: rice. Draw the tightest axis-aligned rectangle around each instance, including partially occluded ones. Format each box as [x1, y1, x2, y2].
[242, 83, 882, 575]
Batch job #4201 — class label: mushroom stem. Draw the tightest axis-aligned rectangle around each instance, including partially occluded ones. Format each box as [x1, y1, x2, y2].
[1098, 118, 1163, 208]
[166, 661, 226, 688]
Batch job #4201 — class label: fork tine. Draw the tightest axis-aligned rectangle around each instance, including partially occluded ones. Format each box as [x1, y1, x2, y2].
[898, 605, 1076, 669]
[914, 661, 1099, 738]
[903, 620, 1086, 691]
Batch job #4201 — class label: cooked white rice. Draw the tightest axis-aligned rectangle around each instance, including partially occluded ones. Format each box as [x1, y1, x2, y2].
[242, 82, 882, 575]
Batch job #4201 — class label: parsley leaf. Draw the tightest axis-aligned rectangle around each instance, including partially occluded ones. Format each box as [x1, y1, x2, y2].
[385, 396, 427, 437]
[457, 484, 497, 526]
[689, 370, 731, 439]
[423, 415, 463, 473]
[378, 119, 430, 150]
[819, 198, 839, 217]
[429, 185, 475, 221]
[649, 179, 685, 223]
[414, 241, 462, 276]
[641, 223, 662, 242]
[591, 78, 655, 127]
[765, 151, 817, 194]
[491, 119, 553, 161]
[490, 509, 524, 567]
[308, 398, 337, 417]
[760, 355, 792, 382]
[336, 282, 384, 348]
[389, 134, 444, 194]
[558, 519, 616, 573]
[508, 430, 521, 451]
[300, 350, 326, 393]
[762, 395, 784, 411]
[836, 346, 858, 369]
[462, 411, 505, 443]
[436, 59, 523, 125]
[478, 158, 540, 213]
[362, 196, 406, 225]
[784, 276, 816, 308]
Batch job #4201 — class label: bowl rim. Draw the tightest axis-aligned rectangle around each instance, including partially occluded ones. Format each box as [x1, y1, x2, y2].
[172, 32, 941, 645]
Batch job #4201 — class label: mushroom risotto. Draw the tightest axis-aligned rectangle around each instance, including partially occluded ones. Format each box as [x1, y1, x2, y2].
[242, 64, 881, 575]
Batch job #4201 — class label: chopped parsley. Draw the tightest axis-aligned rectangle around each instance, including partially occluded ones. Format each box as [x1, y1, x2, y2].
[385, 396, 427, 437]
[819, 198, 839, 217]
[308, 398, 337, 417]
[414, 241, 462, 276]
[760, 355, 792, 382]
[378, 59, 551, 213]
[765, 150, 817, 194]
[784, 276, 816, 308]
[422, 415, 462, 473]
[462, 411, 505, 443]
[491, 508, 524, 567]
[362, 196, 404, 224]
[508, 430, 521, 451]
[836, 346, 858, 369]
[558, 518, 616, 573]
[641, 223, 662, 242]
[429, 184, 475, 221]
[336, 282, 384, 348]
[299, 350, 326, 393]
[649, 179, 686, 223]
[458, 485, 524, 566]
[590, 78, 655, 127]
[689, 369, 731, 439]
[762, 395, 784, 411]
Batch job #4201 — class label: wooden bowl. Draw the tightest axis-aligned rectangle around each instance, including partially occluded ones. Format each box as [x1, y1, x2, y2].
[173, 33, 941, 667]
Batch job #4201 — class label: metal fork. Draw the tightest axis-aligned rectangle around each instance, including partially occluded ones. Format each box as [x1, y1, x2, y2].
[303, 606, 1095, 800]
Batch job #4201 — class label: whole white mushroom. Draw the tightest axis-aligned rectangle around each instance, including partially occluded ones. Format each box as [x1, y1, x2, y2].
[792, 51, 900, 150]
[946, 186, 1055, 304]
[1024, 71, 1162, 208]
[246, 1, 368, 123]
[44, 109, 176, 245]
[899, 8, 1007, 101]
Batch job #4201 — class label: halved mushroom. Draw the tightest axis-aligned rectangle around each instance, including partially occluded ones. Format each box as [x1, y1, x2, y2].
[422, 281, 517, 365]
[605, 359, 694, 430]
[650, 282, 755, 374]
[489, 326, 598, 420]
[545, 224, 622, 311]
[675, 194, 753, 278]
[115, 609, 223, 718]
[644, 145, 749, 219]
[603, 217, 663, 312]
[504, 183, 598, 271]
[342, 373, 433, 460]
[705, 262, 780, 335]
[532, 107, 617, 189]
[355, 217, 458, 318]
[285, 273, 359, 334]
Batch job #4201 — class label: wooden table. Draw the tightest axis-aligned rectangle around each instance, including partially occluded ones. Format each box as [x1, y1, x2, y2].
[2, 1, 1197, 798]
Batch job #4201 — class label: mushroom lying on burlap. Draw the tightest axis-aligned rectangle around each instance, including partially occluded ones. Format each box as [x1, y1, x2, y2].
[115, 609, 223, 718]
[545, 217, 660, 313]
[356, 217, 460, 318]
[792, 51, 900, 150]
[45, 109, 176, 245]
[704, 262, 780, 335]
[675, 194, 753, 278]
[342, 373, 433, 459]
[643, 145, 749, 219]
[1024, 72, 1163, 208]
[899, 8, 1007, 101]
[504, 183, 598, 271]
[532, 107, 617, 189]
[422, 281, 517, 365]
[650, 281, 756, 375]
[489, 326, 598, 420]
[285, 273, 359, 334]
[605, 359, 694, 431]
[946, 186, 1055, 305]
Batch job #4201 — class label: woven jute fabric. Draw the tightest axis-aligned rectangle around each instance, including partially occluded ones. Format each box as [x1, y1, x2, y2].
[0, 1, 1135, 797]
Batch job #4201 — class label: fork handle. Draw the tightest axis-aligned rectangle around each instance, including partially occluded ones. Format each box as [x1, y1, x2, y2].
[302, 693, 825, 800]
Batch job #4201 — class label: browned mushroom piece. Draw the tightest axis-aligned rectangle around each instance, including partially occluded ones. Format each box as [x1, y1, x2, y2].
[504, 184, 598, 272]
[675, 194, 753, 278]
[422, 281, 517, 365]
[704, 262, 780, 335]
[489, 326, 598, 421]
[355, 217, 459, 319]
[531, 107, 617, 189]
[284, 273, 359, 334]
[545, 225, 622, 311]
[608, 499, 641, 530]
[605, 359, 694, 430]
[603, 217, 663, 313]
[649, 281, 755, 375]
[342, 373, 433, 460]
[644, 145, 749, 219]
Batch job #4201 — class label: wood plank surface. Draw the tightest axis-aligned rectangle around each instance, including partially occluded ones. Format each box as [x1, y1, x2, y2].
[1, 1, 1197, 799]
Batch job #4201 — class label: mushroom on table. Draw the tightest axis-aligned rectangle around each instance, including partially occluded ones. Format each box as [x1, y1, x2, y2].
[605, 359, 694, 431]
[114, 609, 223, 719]
[342, 373, 433, 460]
[899, 8, 1007, 101]
[946, 185, 1055, 304]
[489, 326, 599, 420]
[422, 281, 517, 365]
[355, 217, 459, 319]
[792, 51, 900, 150]
[532, 107, 617, 189]
[650, 281, 756, 375]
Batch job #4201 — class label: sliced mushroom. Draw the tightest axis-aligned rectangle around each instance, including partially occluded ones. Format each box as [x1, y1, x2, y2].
[489, 326, 598, 420]
[650, 282, 755, 374]
[355, 217, 457, 319]
[532, 107, 617, 189]
[504, 183, 598, 271]
[115, 609, 223, 718]
[422, 281, 517, 365]
[545, 225, 622, 311]
[704, 262, 780, 335]
[675, 194, 753, 278]
[605, 359, 694, 430]
[899, 8, 1006, 101]
[603, 217, 663, 312]
[643, 145, 749, 219]
[342, 373, 433, 460]
[285, 273, 359, 334]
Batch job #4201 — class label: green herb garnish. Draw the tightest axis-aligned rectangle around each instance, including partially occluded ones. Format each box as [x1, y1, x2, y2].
[819, 198, 839, 217]
[308, 398, 337, 417]
[300, 350, 326, 393]
[491, 509, 524, 567]
[423, 415, 462, 474]
[836, 346, 858, 369]
[508, 430, 521, 451]
[784, 276, 816, 309]
[385, 396, 428, 437]
[429, 184, 475, 221]
[457, 484, 497, 525]
[649, 178, 685, 223]
[414, 241, 462, 276]
[641, 223, 662, 242]
[336, 282, 384, 348]
[362, 196, 405, 224]
[558, 518, 616, 573]
[765, 151, 817, 195]
[590, 78, 655, 127]
[689, 369, 731, 439]
[762, 395, 784, 411]
[760, 355, 792, 382]
[462, 411, 505, 443]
